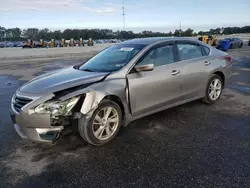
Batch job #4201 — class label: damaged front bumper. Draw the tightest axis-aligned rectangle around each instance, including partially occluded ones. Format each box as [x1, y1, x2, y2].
[10, 109, 64, 142]
[10, 84, 127, 143]
[9, 91, 64, 142]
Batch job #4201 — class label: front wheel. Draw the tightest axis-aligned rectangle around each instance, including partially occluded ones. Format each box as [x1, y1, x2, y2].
[78, 99, 122, 146]
[202, 74, 223, 104]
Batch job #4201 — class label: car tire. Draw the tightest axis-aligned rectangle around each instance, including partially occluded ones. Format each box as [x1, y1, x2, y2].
[78, 99, 122, 146]
[201, 74, 223, 104]
[239, 43, 243, 48]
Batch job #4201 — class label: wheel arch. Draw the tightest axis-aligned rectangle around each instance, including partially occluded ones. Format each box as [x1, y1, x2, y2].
[103, 95, 125, 119]
[212, 71, 225, 88]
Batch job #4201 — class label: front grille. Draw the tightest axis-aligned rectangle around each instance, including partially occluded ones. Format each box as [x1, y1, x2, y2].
[13, 95, 32, 113]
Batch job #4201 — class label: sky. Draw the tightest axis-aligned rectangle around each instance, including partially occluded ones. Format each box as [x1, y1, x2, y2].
[0, 0, 250, 32]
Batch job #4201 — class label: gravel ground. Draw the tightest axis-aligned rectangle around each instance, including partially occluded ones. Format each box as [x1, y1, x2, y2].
[0, 45, 249, 188]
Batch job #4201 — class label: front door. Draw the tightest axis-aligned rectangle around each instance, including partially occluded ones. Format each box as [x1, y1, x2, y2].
[127, 43, 182, 117]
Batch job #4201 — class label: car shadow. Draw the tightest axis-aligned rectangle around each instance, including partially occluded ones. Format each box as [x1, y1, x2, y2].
[23, 99, 207, 163]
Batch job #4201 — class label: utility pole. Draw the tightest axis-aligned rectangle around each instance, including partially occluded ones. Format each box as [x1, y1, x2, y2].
[179, 22, 182, 36]
[122, 0, 125, 30]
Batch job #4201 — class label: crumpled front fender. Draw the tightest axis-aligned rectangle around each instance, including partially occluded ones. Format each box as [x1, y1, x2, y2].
[59, 88, 107, 119]
[58, 78, 128, 120]
[80, 91, 106, 119]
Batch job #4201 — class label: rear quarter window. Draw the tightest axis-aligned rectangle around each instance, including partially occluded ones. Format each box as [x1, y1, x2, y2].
[202, 46, 210, 56]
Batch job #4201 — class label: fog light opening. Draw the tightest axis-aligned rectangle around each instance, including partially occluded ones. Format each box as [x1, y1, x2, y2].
[36, 127, 63, 141]
[39, 131, 59, 141]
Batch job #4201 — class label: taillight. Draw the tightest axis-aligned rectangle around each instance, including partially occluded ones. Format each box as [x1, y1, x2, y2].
[224, 55, 232, 62]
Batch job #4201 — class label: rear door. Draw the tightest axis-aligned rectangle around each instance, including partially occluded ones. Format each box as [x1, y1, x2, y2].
[127, 42, 183, 116]
[174, 41, 212, 100]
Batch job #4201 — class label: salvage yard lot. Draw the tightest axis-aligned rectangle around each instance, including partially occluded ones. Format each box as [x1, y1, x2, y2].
[0, 45, 250, 187]
[0, 43, 111, 61]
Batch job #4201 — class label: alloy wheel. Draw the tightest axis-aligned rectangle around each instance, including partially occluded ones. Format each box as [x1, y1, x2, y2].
[208, 78, 222, 100]
[92, 107, 119, 140]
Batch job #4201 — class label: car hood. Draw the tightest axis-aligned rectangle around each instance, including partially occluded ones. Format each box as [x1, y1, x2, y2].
[20, 66, 109, 94]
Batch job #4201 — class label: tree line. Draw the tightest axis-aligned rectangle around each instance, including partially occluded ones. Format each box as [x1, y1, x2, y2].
[0, 26, 250, 41]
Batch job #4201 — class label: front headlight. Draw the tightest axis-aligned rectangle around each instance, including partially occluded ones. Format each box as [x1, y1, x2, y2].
[35, 97, 80, 117]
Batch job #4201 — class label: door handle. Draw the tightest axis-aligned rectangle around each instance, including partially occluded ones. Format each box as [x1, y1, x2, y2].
[170, 70, 180, 75]
[204, 61, 211, 66]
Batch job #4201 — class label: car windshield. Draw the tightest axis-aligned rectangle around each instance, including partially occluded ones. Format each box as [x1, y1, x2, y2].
[79, 44, 146, 72]
[225, 38, 233, 41]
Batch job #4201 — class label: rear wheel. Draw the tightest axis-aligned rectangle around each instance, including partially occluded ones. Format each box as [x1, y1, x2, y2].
[239, 43, 243, 48]
[78, 99, 122, 146]
[202, 74, 223, 104]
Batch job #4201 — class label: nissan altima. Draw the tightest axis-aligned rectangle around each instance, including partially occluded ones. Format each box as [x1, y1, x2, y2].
[10, 37, 232, 146]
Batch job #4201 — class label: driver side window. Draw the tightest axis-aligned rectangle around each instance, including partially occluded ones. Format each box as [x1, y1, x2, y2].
[137, 44, 174, 67]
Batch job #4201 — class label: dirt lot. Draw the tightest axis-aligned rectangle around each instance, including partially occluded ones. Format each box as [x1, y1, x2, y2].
[0, 45, 249, 188]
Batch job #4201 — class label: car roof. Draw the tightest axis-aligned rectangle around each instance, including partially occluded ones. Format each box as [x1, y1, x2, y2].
[120, 37, 202, 46]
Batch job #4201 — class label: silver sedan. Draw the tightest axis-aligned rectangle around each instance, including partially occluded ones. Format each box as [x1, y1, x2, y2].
[10, 37, 232, 146]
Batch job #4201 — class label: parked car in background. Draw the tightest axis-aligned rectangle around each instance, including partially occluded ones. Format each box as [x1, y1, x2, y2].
[16, 41, 24, 47]
[217, 38, 243, 51]
[0, 42, 4, 48]
[54, 40, 60, 47]
[12, 41, 23, 47]
[5, 42, 14, 47]
[13, 41, 18, 47]
[96, 40, 104, 44]
[83, 40, 88, 44]
[10, 37, 232, 146]
[74, 40, 79, 46]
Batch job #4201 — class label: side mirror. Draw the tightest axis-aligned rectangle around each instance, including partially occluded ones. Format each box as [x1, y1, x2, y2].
[134, 64, 154, 72]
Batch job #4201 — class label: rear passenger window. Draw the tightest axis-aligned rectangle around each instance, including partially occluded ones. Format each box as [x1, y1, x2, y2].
[202, 46, 210, 55]
[177, 43, 202, 60]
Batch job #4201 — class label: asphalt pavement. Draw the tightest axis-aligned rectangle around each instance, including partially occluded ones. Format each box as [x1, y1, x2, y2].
[0, 44, 111, 61]
[0, 46, 250, 188]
